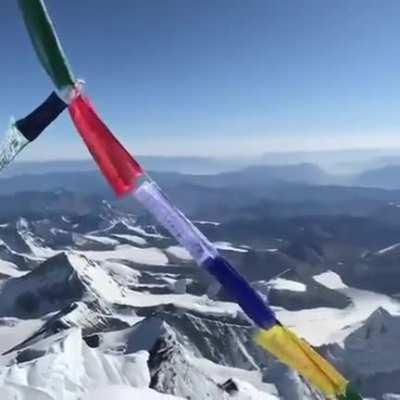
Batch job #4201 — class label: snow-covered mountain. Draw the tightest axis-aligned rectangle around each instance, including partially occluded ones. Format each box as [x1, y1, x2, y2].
[0, 202, 398, 400]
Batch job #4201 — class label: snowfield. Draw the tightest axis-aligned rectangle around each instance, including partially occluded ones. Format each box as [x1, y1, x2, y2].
[111, 234, 148, 245]
[82, 386, 184, 400]
[79, 245, 169, 266]
[313, 270, 348, 290]
[165, 245, 192, 261]
[269, 278, 307, 292]
[84, 235, 120, 246]
[277, 270, 400, 345]
[214, 241, 249, 253]
[0, 260, 27, 278]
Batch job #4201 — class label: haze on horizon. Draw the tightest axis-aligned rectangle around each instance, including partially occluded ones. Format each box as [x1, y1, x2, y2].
[2, 0, 400, 161]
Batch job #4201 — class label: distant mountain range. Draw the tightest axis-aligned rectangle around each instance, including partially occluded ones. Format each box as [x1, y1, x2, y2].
[7, 146, 400, 177]
[2, 156, 245, 177]
[4, 162, 400, 222]
[354, 165, 400, 189]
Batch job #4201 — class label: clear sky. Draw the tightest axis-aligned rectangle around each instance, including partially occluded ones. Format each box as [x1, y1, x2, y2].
[2, 0, 400, 160]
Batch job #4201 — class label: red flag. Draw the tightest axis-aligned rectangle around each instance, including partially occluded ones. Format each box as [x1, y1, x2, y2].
[69, 95, 144, 197]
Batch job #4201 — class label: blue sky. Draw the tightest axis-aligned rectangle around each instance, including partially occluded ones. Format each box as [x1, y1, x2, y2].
[2, 0, 400, 160]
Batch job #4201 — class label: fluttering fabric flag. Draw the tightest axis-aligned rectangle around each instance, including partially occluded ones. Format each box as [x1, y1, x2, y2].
[16, 92, 67, 142]
[0, 125, 29, 173]
[69, 94, 144, 197]
[18, 1, 363, 398]
[256, 326, 362, 400]
[256, 325, 348, 398]
[0, 92, 66, 173]
[18, 0, 75, 97]
[134, 180, 218, 264]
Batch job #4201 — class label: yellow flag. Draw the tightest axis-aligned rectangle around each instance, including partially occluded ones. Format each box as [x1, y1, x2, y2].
[255, 325, 348, 398]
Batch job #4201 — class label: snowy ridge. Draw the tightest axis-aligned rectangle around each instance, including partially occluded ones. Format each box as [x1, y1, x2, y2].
[0, 252, 125, 318]
[0, 328, 151, 400]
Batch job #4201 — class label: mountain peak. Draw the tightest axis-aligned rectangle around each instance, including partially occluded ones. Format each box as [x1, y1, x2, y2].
[0, 251, 123, 318]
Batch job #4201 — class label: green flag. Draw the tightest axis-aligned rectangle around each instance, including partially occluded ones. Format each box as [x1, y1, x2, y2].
[18, 0, 75, 91]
